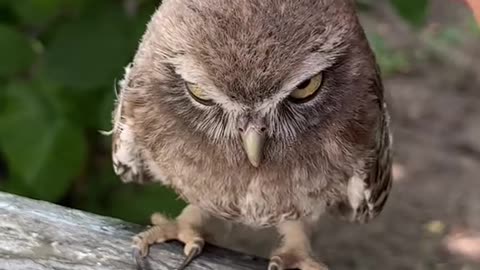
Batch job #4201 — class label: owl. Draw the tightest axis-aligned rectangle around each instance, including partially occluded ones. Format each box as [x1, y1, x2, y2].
[110, 0, 393, 269]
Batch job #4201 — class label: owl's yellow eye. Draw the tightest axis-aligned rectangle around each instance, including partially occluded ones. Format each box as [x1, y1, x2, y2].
[289, 73, 323, 103]
[186, 82, 214, 106]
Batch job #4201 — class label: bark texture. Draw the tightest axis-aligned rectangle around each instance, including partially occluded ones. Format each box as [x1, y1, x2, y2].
[0, 192, 266, 270]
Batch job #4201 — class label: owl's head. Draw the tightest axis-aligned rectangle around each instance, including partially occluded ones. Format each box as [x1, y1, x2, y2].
[128, 0, 380, 167]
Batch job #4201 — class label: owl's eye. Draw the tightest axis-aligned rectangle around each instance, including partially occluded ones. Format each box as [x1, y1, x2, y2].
[186, 82, 215, 106]
[288, 73, 323, 103]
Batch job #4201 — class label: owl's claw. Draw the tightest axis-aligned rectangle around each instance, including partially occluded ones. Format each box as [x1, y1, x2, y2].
[132, 233, 151, 257]
[267, 254, 329, 270]
[267, 255, 283, 270]
[132, 247, 152, 270]
[178, 238, 204, 270]
[131, 208, 206, 270]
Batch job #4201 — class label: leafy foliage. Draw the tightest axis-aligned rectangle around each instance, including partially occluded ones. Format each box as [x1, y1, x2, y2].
[0, 0, 431, 223]
[0, 81, 87, 201]
[390, 0, 429, 27]
[0, 0, 184, 224]
[0, 25, 35, 76]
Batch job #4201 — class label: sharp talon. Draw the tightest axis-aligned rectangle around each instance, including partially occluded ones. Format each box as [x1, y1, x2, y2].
[132, 248, 152, 270]
[268, 265, 279, 270]
[132, 237, 149, 257]
[268, 256, 283, 270]
[134, 243, 148, 258]
[178, 245, 202, 270]
[268, 263, 281, 270]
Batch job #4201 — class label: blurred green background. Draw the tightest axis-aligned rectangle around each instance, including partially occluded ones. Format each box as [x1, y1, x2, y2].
[0, 0, 468, 224]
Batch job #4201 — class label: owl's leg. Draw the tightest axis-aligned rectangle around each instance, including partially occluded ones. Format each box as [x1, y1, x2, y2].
[268, 220, 328, 270]
[132, 204, 207, 270]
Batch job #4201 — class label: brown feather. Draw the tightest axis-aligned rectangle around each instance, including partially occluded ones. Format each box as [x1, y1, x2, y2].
[110, 0, 393, 228]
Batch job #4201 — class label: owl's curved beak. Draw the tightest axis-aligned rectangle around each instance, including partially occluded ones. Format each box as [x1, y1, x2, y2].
[241, 125, 266, 167]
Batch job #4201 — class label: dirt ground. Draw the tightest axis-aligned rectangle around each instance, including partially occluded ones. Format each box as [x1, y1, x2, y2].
[203, 2, 480, 270]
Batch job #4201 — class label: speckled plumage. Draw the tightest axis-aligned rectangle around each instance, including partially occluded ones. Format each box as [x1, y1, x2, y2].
[110, 0, 393, 268]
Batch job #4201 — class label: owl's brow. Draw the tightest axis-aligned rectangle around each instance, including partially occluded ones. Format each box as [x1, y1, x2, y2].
[169, 55, 245, 113]
[281, 53, 335, 95]
[256, 53, 335, 113]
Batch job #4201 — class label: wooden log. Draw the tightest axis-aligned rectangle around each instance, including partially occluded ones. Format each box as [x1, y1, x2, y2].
[0, 192, 267, 270]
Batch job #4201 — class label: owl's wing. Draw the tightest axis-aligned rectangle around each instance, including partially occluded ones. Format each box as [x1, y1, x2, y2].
[344, 67, 393, 223]
[355, 104, 393, 223]
[108, 64, 152, 184]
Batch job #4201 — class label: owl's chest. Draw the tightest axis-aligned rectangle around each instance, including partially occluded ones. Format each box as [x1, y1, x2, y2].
[157, 158, 346, 227]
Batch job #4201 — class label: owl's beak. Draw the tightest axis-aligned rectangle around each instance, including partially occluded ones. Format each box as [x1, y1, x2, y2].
[241, 125, 266, 167]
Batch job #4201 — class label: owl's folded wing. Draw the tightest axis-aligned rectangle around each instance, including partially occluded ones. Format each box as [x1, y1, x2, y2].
[108, 64, 152, 184]
[346, 65, 393, 223]
[342, 103, 392, 224]
[327, 63, 393, 223]
[362, 104, 393, 222]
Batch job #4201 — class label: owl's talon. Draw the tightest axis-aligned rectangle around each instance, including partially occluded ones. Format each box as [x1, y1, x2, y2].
[268, 253, 328, 270]
[178, 239, 204, 270]
[132, 235, 150, 257]
[267, 256, 284, 270]
[132, 248, 152, 270]
[268, 265, 282, 270]
[183, 237, 204, 258]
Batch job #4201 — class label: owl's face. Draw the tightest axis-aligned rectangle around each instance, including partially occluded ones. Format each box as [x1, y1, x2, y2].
[135, 0, 379, 167]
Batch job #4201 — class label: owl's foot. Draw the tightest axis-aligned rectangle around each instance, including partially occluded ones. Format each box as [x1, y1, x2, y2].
[132, 205, 207, 270]
[268, 253, 328, 270]
[269, 220, 329, 270]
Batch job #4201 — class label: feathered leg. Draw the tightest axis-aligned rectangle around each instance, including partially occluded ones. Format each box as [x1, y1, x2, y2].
[268, 220, 328, 270]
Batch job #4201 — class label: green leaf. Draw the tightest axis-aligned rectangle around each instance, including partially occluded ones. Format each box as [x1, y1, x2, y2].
[367, 33, 410, 76]
[390, 0, 429, 27]
[0, 82, 87, 201]
[468, 17, 480, 36]
[0, 24, 35, 77]
[356, 0, 374, 11]
[26, 76, 112, 130]
[98, 88, 116, 132]
[0, 83, 5, 110]
[11, 0, 64, 26]
[2, 175, 36, 198]
[44, 8, 132, 90]
[108, 185, 187, 224]
[436, 27, 463, 46]
[75, 159, 122, 217]
[0, 2, 15, 24]
[50, 87, 107, 129]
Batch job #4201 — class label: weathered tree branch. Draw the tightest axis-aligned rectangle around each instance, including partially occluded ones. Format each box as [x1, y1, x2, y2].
[0, 192, 266, 270]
